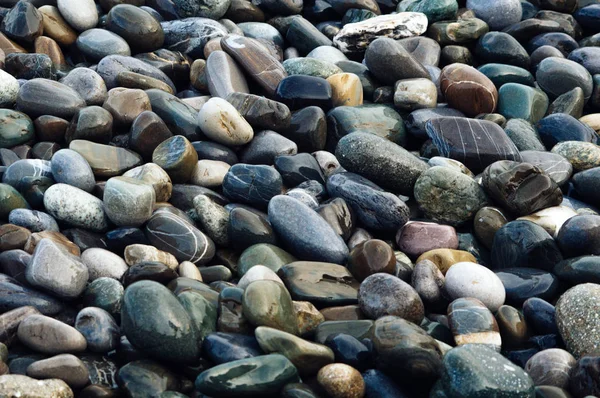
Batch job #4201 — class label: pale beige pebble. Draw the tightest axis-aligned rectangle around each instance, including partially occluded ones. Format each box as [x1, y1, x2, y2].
[26, 354, 89, 389]
[317, 363, 365, 398]
[17, 315, 87, 354]
[190, 160, 231, 187]
[580, 113, 600, 132]
[178, 261, 203, 281]
[294, 301, 325, 336]
[182, 96, 210, 111]
[123, 163, 173, 202]
[393, 78, 437, 111]
[124, 244, 179, 269]
[326, 73, 363, 107]
[38, 6, 78, 47]
[517, 205, 578, 238]
[0, 374, 74, 398]
[197, 97, 254, 146]
[313, 150, 344, 178]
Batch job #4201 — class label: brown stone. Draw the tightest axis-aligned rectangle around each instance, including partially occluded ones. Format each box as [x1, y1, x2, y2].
[203, 37, 223, 58]
[124, 244, 179, 269]
[473, 206, 509, 249]
[116, 71, 174, 94]
[225, 0, 266, 23]
[152, 135, 198, 184]
[396, 221, 459, 259]
[0, 224, 31, 251]
[38, 6, 78, 47]
[24, 231, 80, 256]
[34, 36, 66, 68]
[190, 59, 208, 92]
[102, 88, 151, 128]
[317, 363, 365, 398]
[440, 63, 498, 117]
[34, 115, 69, 142]
[69, 140, 142, 178]
[327, 73, 363, 107]
[416, 248, 477, 274]
[0, 306, 40, 347]
[294, 301, 325, 336]
[347, 239, 395, 282]
[320, 305, 365, 321]
[0, 32, 26, 55]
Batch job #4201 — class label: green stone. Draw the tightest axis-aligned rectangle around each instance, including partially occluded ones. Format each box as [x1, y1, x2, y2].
[117, 360, 180, 398]
[0, 343, 7, 363]
[121, 280, 200, 362]
[327, 104, 407, 147]
[195, 354, 300, 397]
[283, 58, 343, 79]
[314, 320, 374, 344]
[242, 280, 299, 335]
[0, 110, 34, 148]
[237, 244, 297, 277]
[255, 326, 334, 376]
[0, 183, 28, 219]
[398, 0, 458, 22]
[498, 83, 549, 124]
[167, 277, 219, 306]
[342, 8, 377, 24]
[428, 18, 489, 45]
[547, 87, 585, 119]
[478, 63, 535, 88]
[178, 290, 217, 341]
[82, 277, 124, 318]
[504, 119, 545, 152]
[437, 344, 535, 397]
[552, 141, 600, 171]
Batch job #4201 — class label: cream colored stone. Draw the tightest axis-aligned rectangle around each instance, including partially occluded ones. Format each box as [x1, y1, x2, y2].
[327, 73, 363, 107]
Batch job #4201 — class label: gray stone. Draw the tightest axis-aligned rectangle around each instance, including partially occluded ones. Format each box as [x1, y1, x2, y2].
[60, 68, 108, 106]
[8, 209, 59, 232]
[103, 176, 156, 227]
[44, 183, 108, 232]
[27, 354, 89, 389]
[17, 314, 87, 354]
[444, 262, 506, 312]
[556, 283, 600, 358]
[57, 0, 98, 31]
[51, 149, 96, 193]
[75, 307, 120, 353]
[81, 248, 128, 281]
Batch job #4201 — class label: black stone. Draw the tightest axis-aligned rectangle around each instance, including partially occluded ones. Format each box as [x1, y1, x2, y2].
[275, 75, 333, 111]
[495, 268, 559, 305]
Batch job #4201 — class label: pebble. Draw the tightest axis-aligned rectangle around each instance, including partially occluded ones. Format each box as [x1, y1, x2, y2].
[556, 283, 600, 358]
[197, 97, 254, 146]
[17, 314, 87, 354]
[0, 375, 73, 398]
[43, 183, 108, 232]
[104, 176, 155, 227]
[27, 354, 90, 389]
[445, 261, 506, 311]
[525, 349, 576, 389]
[448, 298, 502, 350]
[317, 363, 365, 398]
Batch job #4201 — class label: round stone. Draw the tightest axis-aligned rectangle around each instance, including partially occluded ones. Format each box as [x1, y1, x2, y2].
[556, 283, 600, 358]
[440, 63, 498, 117]
[525, 349, 576, 389]
[17, 314, 87, 354]
[43, 183, 108, 232]
[51, 149, 95, 193]
[317, 363, 365, 398]
[104, 176, 155, 227]
[445, 262, 506, 312]
[536, 57, 593, 101]
[57, 0, 98, 31]
[466, 0, 522, 30]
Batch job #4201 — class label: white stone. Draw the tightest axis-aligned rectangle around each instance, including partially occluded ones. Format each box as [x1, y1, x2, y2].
[307, 46, 348, 63]
[44, 183, 108, 232]
[444, 262, 506, 312]
[313, 151, 344, 178]
[103, 176, 156, 227]
[333, 12, 428, 54]
[238, 265, 284, 290]
[190, 160, 231, 187]
[518, 205, 578, 238]
[197, 97, 254, 146]
[0, 375, 74, 398]
[0, 69, 19, 107]
[81, 248, 128, 281]
[123, 163, 172, 202]
[178, 261, 203, 281]
[57, 0, 98, 32]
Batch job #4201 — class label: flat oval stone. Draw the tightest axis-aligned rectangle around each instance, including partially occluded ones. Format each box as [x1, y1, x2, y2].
[426, 117, 521, 173]
[145, 211, 215, 265]
[278, 261, 359, 307]
[364, 37, 430, 85]
[26, 354, 89, 389]
[536, 57, 593, 101]
[428, 18, 489, 45]
[96, 55, 175, 92]
[0, 375, 73, 398]
[50, 149, 95, 193]
[160, 17, 227, 58]
[552, 141, 600, 171]
[226, 92, 291, 132]
[447, 298, 501, 350]
[553, 256, 600, 285]
[525, 349, 576, 389]
[537, 113, 597, 149]
[195, 354, 299, 397]
[76, 29, 131, 61]
[467, 0, 521, 30]
[0, 110, 33, 149]
[17, 314, 87, 354]
[283, 57, 342, 79]
[57, 0, 98, 32]
[70, 140, 142, 178]
[43, 183, 108, 232]
[275, 75, 333, 110]
[358, 273, 424, 324]
[106, 5, 164, 54]
[476, 32, 530, 69]
[8, 209, 58, 233]
[445, 262, 506, 311]
[396, 221, 458, 259]
[121, 280, 200, 362]
[17, 79, 85, 119]
[440, 63, 498, 117]
[59, 68, 107, 107]
[268, 195, 348, 264]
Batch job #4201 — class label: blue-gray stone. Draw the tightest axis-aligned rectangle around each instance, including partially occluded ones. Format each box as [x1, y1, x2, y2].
[75, 307, 120, 353]
[8, 209, 58, 232]
[51, 149, 95, 193]
[222, 164, 283, 209]
[536, 113, 597, 149]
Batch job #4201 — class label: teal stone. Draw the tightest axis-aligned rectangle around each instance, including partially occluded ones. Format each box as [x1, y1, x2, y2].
[121, 280, 200, 363]
[478, 63, 535, 88]
[0, 110, 34, 148]
[397, 0, 458, 22]
[177, 290, 217, 341]
[237, 243, 297, 277]
[437, 344, 535, 397]
[195, 354, 300, 397]
[504, 119, 546, 151]
[327, 104, 407, 147]
[342, 8, 377, 24]
[283, 58, 343, 79]
[82, 277, 124, 318]
[0, 183, 28, 219]
[117, 360, 180, 398]
[498, 83, 549, 124]
[547, 87, 585, 119]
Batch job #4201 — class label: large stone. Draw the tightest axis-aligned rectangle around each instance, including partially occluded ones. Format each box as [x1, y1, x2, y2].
[17, 314, 87, 354]
[43, 183, 108, 232]
[0, 375, 73, 398]
[103, 176, 156, 227]
[556, 283, 600, 358]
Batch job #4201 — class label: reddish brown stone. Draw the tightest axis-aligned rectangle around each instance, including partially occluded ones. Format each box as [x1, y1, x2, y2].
[440, 63, 498, 117]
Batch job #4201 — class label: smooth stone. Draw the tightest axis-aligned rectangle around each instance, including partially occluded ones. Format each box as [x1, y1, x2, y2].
[145, 89, 200, 141]
[406, 107, 465, 139]
[536, 57, 593, 101]
[347, 239, 395, 281]
[496, 268, 559, 305]
[414, 166, 488, 226]
[552, 141, 600, 172]
[278, 261, 359, 307]
[0, 375, 73, 398]
[228, 207, 277, 252]
[435, 344, 534, 396]
[317, 363, 365, 398]
[466, 0, 521, 29]
[426, 117, 521, 173]
[116, 360, 178, 397]
[193, 195, 230, 246]
[0, 69, 18, 108]
[554, 256, 600, 285]
[537, 114, 597, 150]
[38, 5, 77, 47]
[448, 298, 502, 350]
[476, 32, 529, 69]
[76, 29, 130, 62]
[324, 333, 372, 371]
[226, 92, 291, 131]
[0, 185, 29, 219]
[358, 273, 424, 324]
[498, 83, 548, 123]
[364, 37, 430, 85]
[396, 221, 458, 259]
[287, 17, 333, 55]
[393, 78, 437, 111]
[96, 55, 175, 92]
[275, 75, 333, 111]
[411, 259, 446, 310]
[496, 305, 529, 349]
[195, 354, 299, 397]
[43, 183, 108, 232]
[439, 63, 498, 117]
[193, 141, 238, 165]
[205, 51, 249, 98]
[525, 349, 575, 389]
[520, 150, 572, 187]
[18, 314, 87, 354]
[283, 57, 343, 79]
[121, 280, 199, 362]
[223, 164, 283, 209]
[335, 132, 428, 196]
[569, 47, 600, 76]
[17, 79, 85, 119]
[81, 248, 127, 281]
[103, 176, 155, 227]
[274, 153, 325, 187]
[240, 130, 297, 165]
[334, 12, 428, 55]
[268, 195, 348, 264]
[0, 275, 62, 315]
[478, 63, 535, 88]
[517, 205, 577, 238]
[197, 97, 254, 146]
[327, 73, 363, 107]
[81, 278, 123, 318]
[190, 160, 230, 188]
[145, 211, 215, 265]
[50, 149, 95, 193]
[8, 209, 58, 233]
[428, 18, 489, 45]
[362, 368, 410, 398]
[106, 5, 164, 54]
[69, 140, 142, 178]
[504, 119, 545, 152]
[102, 88, 151, 128]
[242, 280, 299, 334]
[553, 284, 600, 359]
[26, 239, 88, 299]
[27, 354, 89, 389]
[237, 243, 297, 277]
[57, 0, 97, 31]
[150, 136, 197, 185]
[123, 163, 172, 203]
[74, 306, 120, 353]
[0, 110, 33, 150]
[445, 262, 506, 311]
[0, 307, 37, 346]
[221, 35, 287, 97]
[557, 215, 600, 257]
[1, 1, 43, 44]
[282, 106, 327, 152]
[202, 332, 261, 365]
[397, 0, 457, 23]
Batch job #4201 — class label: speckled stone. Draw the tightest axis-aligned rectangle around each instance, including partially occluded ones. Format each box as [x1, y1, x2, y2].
[556, 283, 600, 358]
[43, 184, 108, 232]
[551, 141, 600, 171]
[317, 363, 365, 398]
[0, 375, 73, 398]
